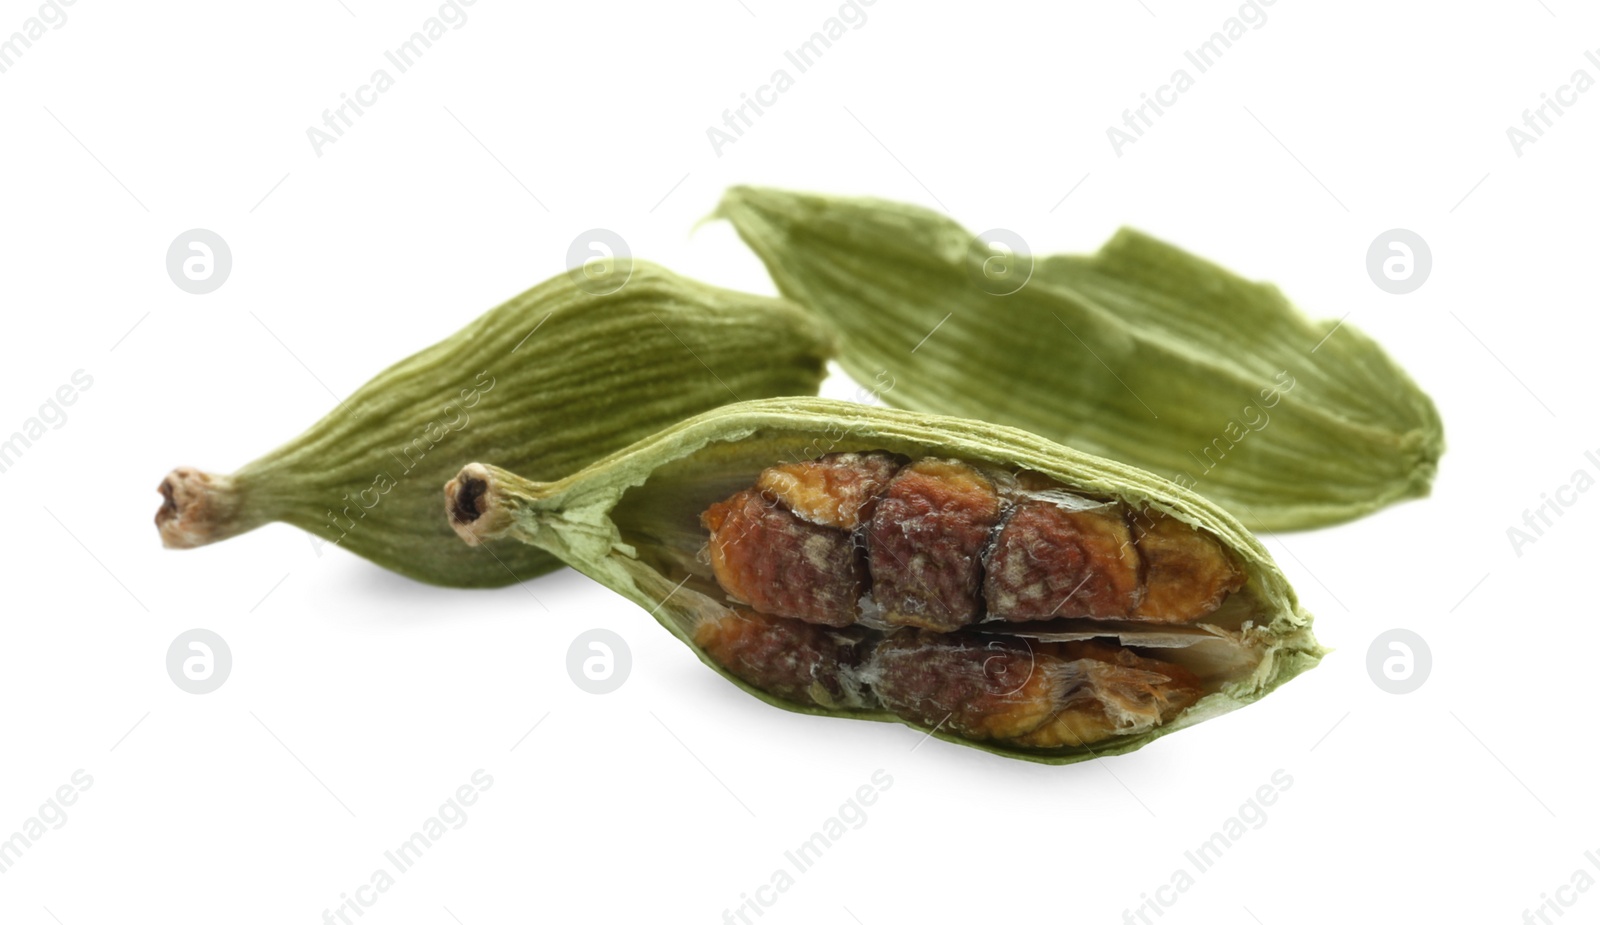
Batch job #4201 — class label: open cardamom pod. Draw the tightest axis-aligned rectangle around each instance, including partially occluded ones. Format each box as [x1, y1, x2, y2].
[716, 186, 1444, 531]
[446, 398, 1323, 763]
[156, 264, 831, 587]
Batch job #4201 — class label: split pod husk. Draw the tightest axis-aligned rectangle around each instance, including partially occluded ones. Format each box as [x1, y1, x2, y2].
[446, 398, 1324, 764]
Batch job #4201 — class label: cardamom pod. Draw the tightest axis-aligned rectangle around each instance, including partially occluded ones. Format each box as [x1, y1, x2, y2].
[715, 186, 1444, 531]
[156, 264, 832, 587]
[445, 398, 1323, 763]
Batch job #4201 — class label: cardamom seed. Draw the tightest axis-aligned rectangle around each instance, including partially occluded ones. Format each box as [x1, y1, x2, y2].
[715, 186, 1445, 532]
[156, 264, 832, 587]
[445, 398, 1323, 763]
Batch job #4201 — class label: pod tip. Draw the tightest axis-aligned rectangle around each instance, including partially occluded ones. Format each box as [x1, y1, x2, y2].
[156, 467, 241, 549]
[446, 463, 505, 547]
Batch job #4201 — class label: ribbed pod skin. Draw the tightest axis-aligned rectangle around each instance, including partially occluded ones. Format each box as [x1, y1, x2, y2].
[161, 263, 832, 586]
[717, 187, 1444, 531]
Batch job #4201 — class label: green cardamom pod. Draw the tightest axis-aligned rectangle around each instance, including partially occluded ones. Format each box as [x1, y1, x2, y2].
[716, 186, 1444, 531]
[446, 398, 1323, 764]
[156, 264, 832, 587]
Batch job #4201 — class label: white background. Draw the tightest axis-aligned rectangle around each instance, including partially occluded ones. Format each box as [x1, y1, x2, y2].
[2, 1, 1596, 923]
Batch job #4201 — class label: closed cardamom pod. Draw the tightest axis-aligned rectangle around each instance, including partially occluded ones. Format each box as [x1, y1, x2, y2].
[156, 264, 831, 587]
[716, 187, 1444, 531]
[446, 398, 1323, 764]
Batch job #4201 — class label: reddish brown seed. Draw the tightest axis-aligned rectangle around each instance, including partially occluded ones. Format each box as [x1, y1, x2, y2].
[1070, 640, 1201, 698]
[869, 634, 1203, 747]
[1013, 642, 1203, 747]
[983, 495, 1142, 620]
[866, 460, 1002, 631]
[702, 489, 862, 627]
[757, 452, 905, 529]
[867, 631, 1057, 740]
[693, 609, 872, 709]
[1131, 510, 1245, 623]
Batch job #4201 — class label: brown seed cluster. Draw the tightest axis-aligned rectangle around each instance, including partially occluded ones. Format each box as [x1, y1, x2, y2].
[704, 452, 1242, 631]
[695, 452, 1237, 749]
[691, 610, 1201, 747]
